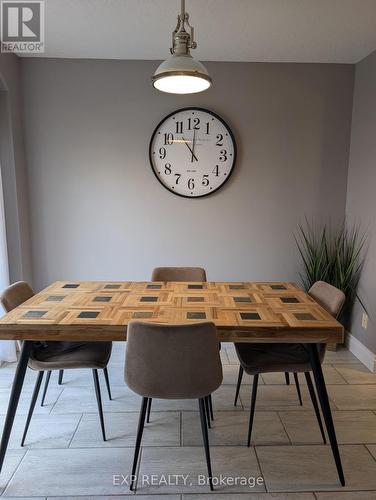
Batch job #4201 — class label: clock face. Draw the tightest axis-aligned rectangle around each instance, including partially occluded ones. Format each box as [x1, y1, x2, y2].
[149, 107, 236, 198]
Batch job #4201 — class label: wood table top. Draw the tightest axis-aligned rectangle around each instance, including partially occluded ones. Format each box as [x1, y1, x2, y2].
[0, 281, 344, 343]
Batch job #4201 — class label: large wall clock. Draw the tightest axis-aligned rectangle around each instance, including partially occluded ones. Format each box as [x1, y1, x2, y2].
[149, 107, 237, 198]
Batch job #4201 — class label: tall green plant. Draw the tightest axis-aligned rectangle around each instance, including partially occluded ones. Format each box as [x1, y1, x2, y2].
[295, 219, 367, 317]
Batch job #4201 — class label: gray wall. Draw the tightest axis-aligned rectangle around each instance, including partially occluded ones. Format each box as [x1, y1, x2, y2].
[346, 49, 376, 353]
[21, 59, 354, 290]
[0, 54, 32, 283]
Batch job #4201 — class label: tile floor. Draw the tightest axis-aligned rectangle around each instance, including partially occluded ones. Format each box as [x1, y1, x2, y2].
[0, 342, 375, 499]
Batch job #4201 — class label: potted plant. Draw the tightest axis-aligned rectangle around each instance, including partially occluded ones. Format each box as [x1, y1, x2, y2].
[295, 219, 367, 348]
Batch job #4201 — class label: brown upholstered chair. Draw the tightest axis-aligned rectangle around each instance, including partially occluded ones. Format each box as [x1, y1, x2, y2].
[148, 266, 213, 424]
[151, 267, 207, 282]
[234, 281, 345, 448]
[0, 281, 113, 443]
[125, 321, 223, 491]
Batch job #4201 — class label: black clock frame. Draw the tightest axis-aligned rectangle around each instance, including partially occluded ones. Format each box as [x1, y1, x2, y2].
[149, 107, 237, 199]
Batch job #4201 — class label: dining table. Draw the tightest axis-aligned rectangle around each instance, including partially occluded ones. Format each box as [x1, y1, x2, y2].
[0, 280, 344, 483]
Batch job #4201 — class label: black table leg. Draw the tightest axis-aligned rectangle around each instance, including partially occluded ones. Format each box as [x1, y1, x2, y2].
[0, 341, 32, 472]
[306, 343, 345, 486]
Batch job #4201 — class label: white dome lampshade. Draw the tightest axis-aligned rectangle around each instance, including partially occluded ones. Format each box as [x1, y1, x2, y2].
[152, 0, 212, 95]
[153, 54, 211, 94]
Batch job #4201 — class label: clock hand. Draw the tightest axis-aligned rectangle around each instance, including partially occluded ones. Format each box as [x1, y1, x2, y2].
[191, 129, 196, 162]
[181, 136, 198, 162]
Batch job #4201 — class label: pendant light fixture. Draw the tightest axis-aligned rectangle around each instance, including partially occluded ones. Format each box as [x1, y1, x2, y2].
[152, 0, 212, 94]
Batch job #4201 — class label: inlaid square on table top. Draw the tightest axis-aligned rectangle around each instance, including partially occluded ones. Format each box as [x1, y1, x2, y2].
[262, 291, 315, 309]
[237, 306, 284, 327]
[227, 293, 264, 308]
[122, 291, 174, 307]
[42, 281, 105, 294]
[25, 292, 76, 308]
[174, 292, 221, 308]
[122, 282, 173, 293]
[170, 307, 240, 328]
[75, 291, 128, 307]
[281, 305, 335, 328]
[254, 282, 300, 292]
[170, 282, 212, 293]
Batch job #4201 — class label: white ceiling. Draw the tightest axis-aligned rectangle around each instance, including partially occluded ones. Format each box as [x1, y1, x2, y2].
[25, 0, 376, 63]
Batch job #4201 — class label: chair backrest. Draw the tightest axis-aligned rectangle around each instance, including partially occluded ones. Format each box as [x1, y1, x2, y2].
[0, 281, 34, 312]
[151, 267, 207, 282]
[308, 281, 345, 319]
[125, 321, 222, 399]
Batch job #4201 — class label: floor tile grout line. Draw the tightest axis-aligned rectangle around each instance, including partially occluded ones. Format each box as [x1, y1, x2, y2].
[1, 447, 29, 495]
[276, 410, 292, 445]
[329, 363, 350, 385]
[179, 410, 182, 447]
[10, 439, 376, 451]
[46, 386, 65, 415]
[364, 443, 376, 463]
[67, 412, 84, 448]
[7, 378, 376, 391]
[42, 380, 376, 386]
[253, 445, 268, 493]
[9, 406, 376, 416]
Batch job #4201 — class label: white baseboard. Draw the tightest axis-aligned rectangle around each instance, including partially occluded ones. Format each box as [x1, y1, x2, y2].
[345, 332, 376, 372]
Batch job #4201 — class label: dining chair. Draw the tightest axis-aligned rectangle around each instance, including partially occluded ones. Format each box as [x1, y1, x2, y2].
[234, 281, 345, 444]
[0, 281, 113, 443]
[147, 267, 213, 424]
[233, 285, 344, 408]
[125, 321, 223, 491]
[234, 281, 345, 483]
[151, 266, 207, 282]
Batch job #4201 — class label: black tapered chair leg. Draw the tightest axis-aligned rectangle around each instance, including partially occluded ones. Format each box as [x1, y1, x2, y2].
[204, 397, 211, 429]
[234, 365, 244, 406]
[103, 367, 112, 400]
[305, 371, 327, 444]
[40, 370, 51, 407]
[198, 398, 214, 491]
[293, 372, 303, 406]
[146, 397, 152, 423]
[306, 344, 345, 486]
[247, 373, 259, 447]
[208, 395, 214, 421]
[92, 369, 106, 441]
[130, 397, 148, 491]
[285, 372, 290, 385]
[201, 396, 209, 431]
[58, 370, 64, 385]
[21, 371, 44, 446]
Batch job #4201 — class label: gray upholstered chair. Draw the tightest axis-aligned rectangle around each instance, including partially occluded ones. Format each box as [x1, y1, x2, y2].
[234, 281, 345, 448]
[148, 266, 213, 424]
[151, 266, 207, 282]
[0, 281, 113, 443]
[125, 321, 223, 491]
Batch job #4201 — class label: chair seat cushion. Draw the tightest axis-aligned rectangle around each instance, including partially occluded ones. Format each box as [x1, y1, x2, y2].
[28, 341, 112, 371]
[235, 343, 324, 375]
